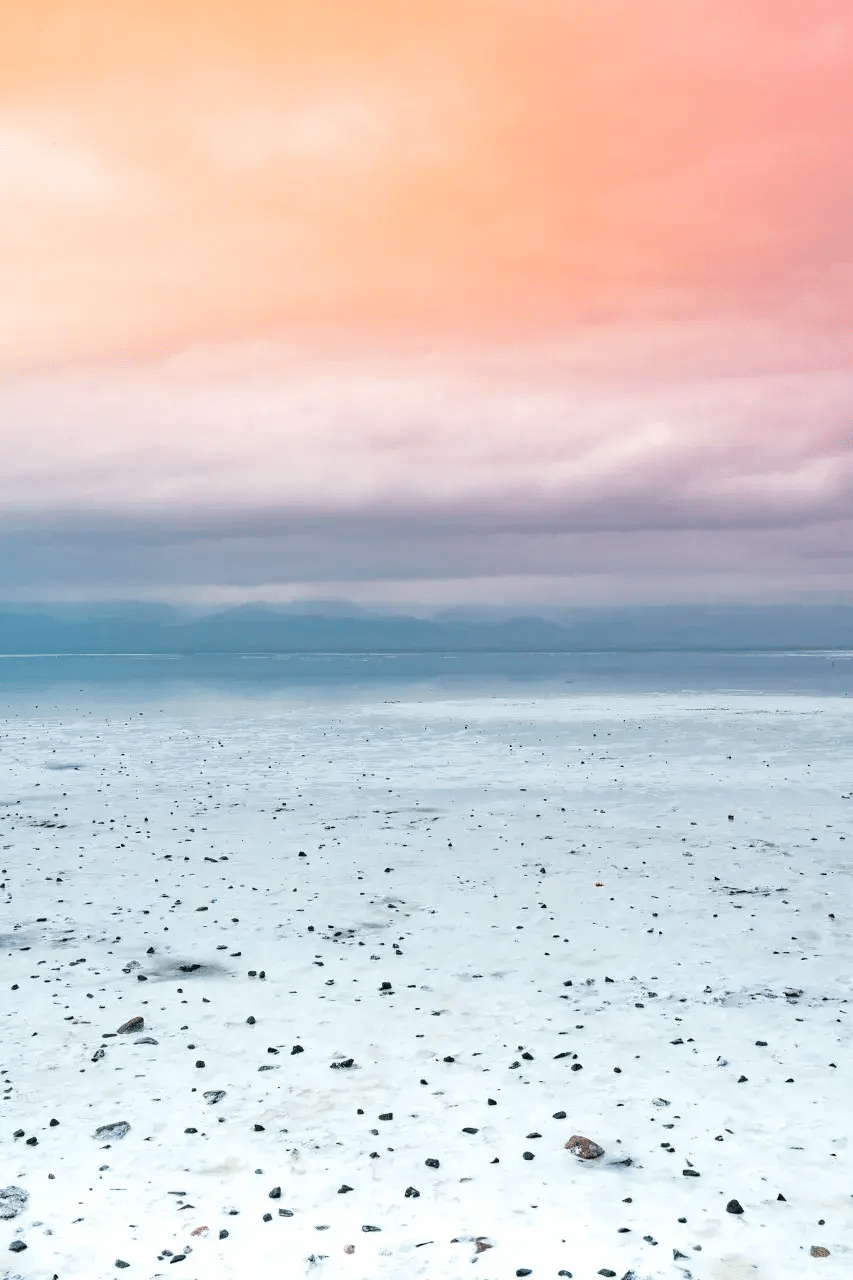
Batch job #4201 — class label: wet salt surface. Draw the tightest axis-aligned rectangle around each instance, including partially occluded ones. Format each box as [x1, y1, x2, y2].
[0, 691, 851, 1278]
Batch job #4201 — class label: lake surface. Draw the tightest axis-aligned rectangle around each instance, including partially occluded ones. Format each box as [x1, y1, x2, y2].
[0, 648, 850, 710]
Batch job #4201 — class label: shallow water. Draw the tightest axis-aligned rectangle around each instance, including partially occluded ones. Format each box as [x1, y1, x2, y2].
[1, 648, 851, 711]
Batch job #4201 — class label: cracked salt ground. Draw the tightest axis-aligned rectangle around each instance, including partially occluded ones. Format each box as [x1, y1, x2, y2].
[0, 691, 851, 1277]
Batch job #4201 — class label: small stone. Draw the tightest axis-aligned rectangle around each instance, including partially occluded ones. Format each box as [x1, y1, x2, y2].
[0, 1186, 28, 1220]
[94, 1121, 130, 1141]
[810, 1246, 830, 1257]
[683, 1169, 701, 1177]
[462, 1127, 479, 1134]
[522, 1151, 535, 1160]
[378, 1112, 393, 1121]
[552, 1111, 567, 1119]
[291, 1045, 304, 1055]
[115, 1262, 130, 1270]
[565, 1135, 605, 1160]
[269, 1187, 281, 1199]
[425, 1158, 439, 1168]
[362, 1224, 381, 1232]
[219, 1229, 229, 1239]
[9, 1241, 27, 1253]
[338, 1185, 353, 1194]
[726, 1199, 744, 1213]
[263, 1213, 272, 1222]
[117, 1016, 144, 1034]
[195, 1060, 205, 1068]
[203, 1090, 226, 1105]
[571, 1063, 583, 1071]
[246, 1016, 256, 1025]
[597, 1272, 616, 1278]
[253, 1124, 265, 1132]
[134, 1037, 158, 1045]
[516, 1270, 532, 1277]
[405, 1186, 419, 1198]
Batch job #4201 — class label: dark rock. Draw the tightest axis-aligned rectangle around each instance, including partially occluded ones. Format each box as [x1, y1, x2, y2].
[9, 1241, 27, 1253]
[362, 1225, 381, 1232]
[522, 1151, 535, 1160]
[526, 1132, 541, 1139]
[338, 1186, 353, 1194]
[291, 1045, 304, 1055]
[405, 1186, 419, 1198]
[115, 1262, 130, 1270]
[195, 1060, 205, 1068]
[253, 1124, 265, 1132]
[12, 1130, 24, 1139]
[0, 1186, 28, 1220]
[379, 1113, 393, 1121]
[263, 1213, 272, 1222]
[570, 1063, 583, 1072]
[184, 1127, 197, 1134]
[425, 1158, 439, 1168]
[278, 1209, 293, 1217]
[246, 1016, 256, 1025]
[219, 1229, 229, 1238]
[203, 1090, 226, 1105]
[516, 1271, 532, 1277]
[330, 1058, 354, 1069]
[94, 1122, 130, 1141]
[134, 1037, 158, 1045]
[777, 1193, 786, 1201]
[443, 1056, 455, 1063]
[269, 1187, 281, 1199]
[683, 1169, 701, 1177]
[521, 1052, 534, 1061]
[553, 1111, 567, 1120]
[597, 1272, 616, 1278]
[117, 1016, 144, 1034]
[462, 1127, 479, 1134]
[726, 1199, 744, 1214]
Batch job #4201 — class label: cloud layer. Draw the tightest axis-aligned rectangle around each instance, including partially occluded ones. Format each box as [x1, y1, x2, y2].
[1, 2, 851, 600]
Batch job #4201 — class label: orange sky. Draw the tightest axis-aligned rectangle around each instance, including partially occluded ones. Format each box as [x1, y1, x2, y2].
[1, 1, 851, 600]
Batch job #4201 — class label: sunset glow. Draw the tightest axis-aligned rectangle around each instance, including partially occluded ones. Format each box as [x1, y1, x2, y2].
[1, 1, 850, 601]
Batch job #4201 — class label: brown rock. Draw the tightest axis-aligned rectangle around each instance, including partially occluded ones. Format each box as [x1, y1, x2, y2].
[117, 1016, 144, 1034]
[810, 1246, 830, 1258]
[565, 1134, 605, 1160]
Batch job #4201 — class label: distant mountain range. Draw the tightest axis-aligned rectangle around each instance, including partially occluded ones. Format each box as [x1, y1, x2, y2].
[0, 603, 852, 653]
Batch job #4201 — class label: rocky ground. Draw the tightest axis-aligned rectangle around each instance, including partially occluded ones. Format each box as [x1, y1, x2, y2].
[1, 692, 850, 1278]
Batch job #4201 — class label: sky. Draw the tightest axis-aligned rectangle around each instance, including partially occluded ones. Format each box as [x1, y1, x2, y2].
[1, 0, 851, 607]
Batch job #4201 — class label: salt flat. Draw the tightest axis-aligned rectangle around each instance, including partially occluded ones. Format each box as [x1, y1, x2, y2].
[1, 692, 851, 1279]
